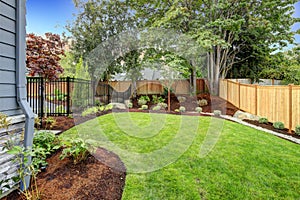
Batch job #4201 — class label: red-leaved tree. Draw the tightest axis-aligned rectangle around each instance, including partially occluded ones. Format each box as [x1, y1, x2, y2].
[26, 33, 65, 80]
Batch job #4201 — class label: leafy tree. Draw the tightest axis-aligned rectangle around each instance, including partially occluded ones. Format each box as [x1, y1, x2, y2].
[26, 33, 65, 80]
[67, 0, 135, 80]
[60, 51, 76, 77]
[129, 0, 299, 94]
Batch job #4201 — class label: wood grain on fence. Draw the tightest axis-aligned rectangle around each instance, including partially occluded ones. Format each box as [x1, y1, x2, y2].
[219, 79, 300, 132]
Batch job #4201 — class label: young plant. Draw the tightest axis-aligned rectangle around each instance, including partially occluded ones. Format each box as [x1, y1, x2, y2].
[44, 117, 56, 129]
[198, 99, 208, 107]
[273, 121, 285, 130]
[214, 110, 222, 116]
[179, 106, 186, 112]
[177, 96, 186, 103]
[258, 117, 268, 124]
[195, 107, 202, 113]
[138, 95, 150, 105]
[141, 105, 148, 110]
[295, 125, 300, 136]
[152, 95, 165, 104]
[127, 102, 133, 108]
[60, 138, 90, 164]
[152, 105, 161, 111]
[82, 107, 99, 117]
[158, 102, 168, 109]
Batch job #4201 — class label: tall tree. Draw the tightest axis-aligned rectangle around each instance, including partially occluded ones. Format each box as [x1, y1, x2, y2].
[67, 0, 135, 80]
[129, 0, 299, 94]
[26, 33, 65, 80]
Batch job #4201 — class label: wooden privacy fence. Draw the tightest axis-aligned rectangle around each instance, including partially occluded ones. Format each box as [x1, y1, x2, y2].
[219, 79, 300, 132]
[96, 79, 208, 95]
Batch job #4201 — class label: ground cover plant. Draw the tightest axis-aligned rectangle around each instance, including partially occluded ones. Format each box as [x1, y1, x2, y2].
[61, 112, 300, 199]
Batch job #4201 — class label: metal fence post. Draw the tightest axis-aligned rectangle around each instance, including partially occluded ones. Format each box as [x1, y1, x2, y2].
[66, 77, 70, 115]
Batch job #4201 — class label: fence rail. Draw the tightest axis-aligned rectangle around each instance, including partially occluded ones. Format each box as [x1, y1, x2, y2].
[26, 77, 92, 118]
[219, 79, 300, 132]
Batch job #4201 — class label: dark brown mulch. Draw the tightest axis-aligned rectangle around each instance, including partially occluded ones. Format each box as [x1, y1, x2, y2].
[243, 119, 300, 140]
[3, 148, 126, 200]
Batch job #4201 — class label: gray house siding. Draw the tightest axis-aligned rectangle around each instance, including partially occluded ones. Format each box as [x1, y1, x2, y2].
[0, 0, 27, 196]
[0, 0, 23, 116]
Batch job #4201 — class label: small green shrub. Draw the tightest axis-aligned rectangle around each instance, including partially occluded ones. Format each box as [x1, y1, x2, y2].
[214, 110, 221, 116]
[138, 95, 150, 105]
[158, 102, 168, 109]
[44, 117, 56, 129]
[198, 99, 208, 107]
[82, 107, 98, 117]
[273, 121, 285, 130]
[60, 138, 90, 164]
[152, 105, 161, 111]
[174, 109, 180, 112]
[294, 125, 300, 135]
[179, 106, 186, 112]
[195, 107, 202, 113]
[177, 96, 186, 103]
[127, 102, 133, 108]
[258, 117, 268, 124]
[141, 105, 148, 110]
[105, 104, 114, 111]
[152, 95, 165, 104]
[95, 99, 101, 106]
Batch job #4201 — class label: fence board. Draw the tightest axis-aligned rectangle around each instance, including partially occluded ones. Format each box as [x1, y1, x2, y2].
[219, 79, 300, 131]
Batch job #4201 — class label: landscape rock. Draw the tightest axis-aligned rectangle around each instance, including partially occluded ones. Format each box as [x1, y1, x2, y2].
[233, 110, 259, 120]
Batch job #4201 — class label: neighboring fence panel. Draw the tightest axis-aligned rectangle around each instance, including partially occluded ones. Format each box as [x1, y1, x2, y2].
[219, 79, 300, 132]
[98, 79, 208, 95]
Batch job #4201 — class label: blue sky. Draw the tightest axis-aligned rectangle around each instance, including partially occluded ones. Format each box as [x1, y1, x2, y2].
[26, 0, 300, 45]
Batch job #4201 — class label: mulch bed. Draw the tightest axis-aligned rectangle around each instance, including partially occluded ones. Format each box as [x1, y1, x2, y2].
[243, 119, 300, 140]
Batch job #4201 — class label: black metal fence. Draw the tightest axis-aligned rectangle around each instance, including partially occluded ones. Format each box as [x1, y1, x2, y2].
[26, 77, 93, 118]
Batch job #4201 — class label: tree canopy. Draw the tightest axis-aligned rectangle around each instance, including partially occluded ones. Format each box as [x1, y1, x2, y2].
[26, 33, 65, 80]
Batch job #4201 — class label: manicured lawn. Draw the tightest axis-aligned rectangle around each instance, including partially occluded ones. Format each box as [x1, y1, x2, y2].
[62, 113, 300, 199]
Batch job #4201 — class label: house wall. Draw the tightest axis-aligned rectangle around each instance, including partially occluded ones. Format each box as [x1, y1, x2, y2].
[0, 0, 23, 116]
[0, 0, 27, 196]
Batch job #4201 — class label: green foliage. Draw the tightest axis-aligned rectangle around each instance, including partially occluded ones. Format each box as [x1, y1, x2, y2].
[32, 131, 60, 171]
[198, 99, 208, 107]
[273, 121, 285, 130]
[258, 117, 268, 124]
[295, 125, 300, 136]
[152, 105, 162, 111]
[141, 105, 148, 110]
[81, 107, 99, 117]
[157, 102, 168, 109]
[214, 110, 222, 116]
[138, 95, 150, 105]
[195, 107, 202, 113]
[177, 96, 186, 103]
[44, 117, 56, 130]
[0, 112, 10, 129]
[152, 95, 165, 104]
[127, 102, 133, 108]
[60, 138, 90, 164]
[179, 106, 186, 112]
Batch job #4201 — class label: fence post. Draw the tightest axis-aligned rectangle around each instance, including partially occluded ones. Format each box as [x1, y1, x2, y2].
[226, 80, 229, 101]
[255, 85, 258, 115]
[40, 77, 44, 121]
[288, 84, 292, 133]
[66, 77, 70, 115]
[238, 82, 241, 108]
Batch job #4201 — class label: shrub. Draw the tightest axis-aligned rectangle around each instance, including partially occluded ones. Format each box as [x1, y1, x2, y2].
[179, 106, 186, 112]
[152, 95, 165, 104]
[44, 117, 56, 129]
[95, 99, 101, 106]
[177, 96, 186, 103]
[158, 102, 168, 109]
[82, 107, 98, 117]
[60, 138, 89, 164]
[127, 102, 133, 108]
[174, 109, 180, 112]
[214, 110, 221, 116]
[295, 125, 300, 135]
[138, 95, 150, 105]
[195, 107, 202, 113]
[258, 117, 268, 124]
[198, 99, 208, 107]
[141, 105, 148, 110]
[273, 121, 285, 130]
[152, 105, 161, 111]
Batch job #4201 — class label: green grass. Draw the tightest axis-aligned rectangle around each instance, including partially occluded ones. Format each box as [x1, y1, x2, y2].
[61, 113, 300, 199]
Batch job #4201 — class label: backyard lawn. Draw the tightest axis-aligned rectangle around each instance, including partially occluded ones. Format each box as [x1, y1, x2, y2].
[61, 113, 300, 199]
